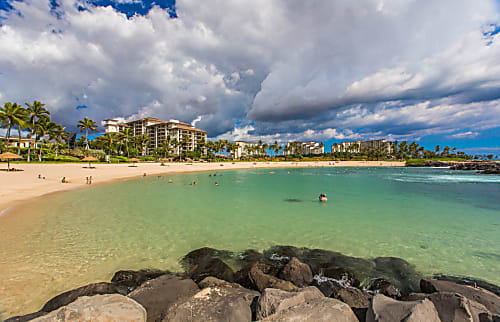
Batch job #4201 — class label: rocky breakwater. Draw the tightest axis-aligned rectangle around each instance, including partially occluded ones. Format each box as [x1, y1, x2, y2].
[407, 160, 500, 174]
[5, 245, 500, 321]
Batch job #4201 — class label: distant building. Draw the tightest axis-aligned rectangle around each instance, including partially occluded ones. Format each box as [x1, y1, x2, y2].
[0, 136, 37, 148]
[104, 117, 207, 156]
[233, 141, 260, 159]
[284, 141, 324, 155]
[331, 139, 393, 154]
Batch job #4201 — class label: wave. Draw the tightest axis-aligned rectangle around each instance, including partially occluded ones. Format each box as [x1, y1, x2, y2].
[391, 174, 500, 184]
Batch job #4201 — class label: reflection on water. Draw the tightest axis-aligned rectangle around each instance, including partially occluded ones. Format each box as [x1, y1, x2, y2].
[0, 167, 499, 317]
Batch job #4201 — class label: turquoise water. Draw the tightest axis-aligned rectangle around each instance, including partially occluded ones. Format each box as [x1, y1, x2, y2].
[0, 166, 499, 316]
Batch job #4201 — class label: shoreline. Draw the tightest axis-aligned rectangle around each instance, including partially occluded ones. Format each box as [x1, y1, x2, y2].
[0, 161, 404, 214]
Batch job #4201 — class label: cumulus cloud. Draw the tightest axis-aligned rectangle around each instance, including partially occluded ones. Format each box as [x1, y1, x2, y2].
[0, 0, 499, 144]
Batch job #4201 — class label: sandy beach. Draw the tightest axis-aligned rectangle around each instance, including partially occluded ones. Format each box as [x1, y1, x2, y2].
[0, 160, 405, 214]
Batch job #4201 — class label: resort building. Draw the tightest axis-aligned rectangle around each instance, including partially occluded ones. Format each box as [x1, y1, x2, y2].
[104, 117, 207, 155]
[233, 141, 260, 159]
[0, 136, 38, 148]
[284, 141, 324, 155]
[331, 139, 393, 154]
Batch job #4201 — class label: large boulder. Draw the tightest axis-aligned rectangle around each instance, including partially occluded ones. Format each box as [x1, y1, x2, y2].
[421, 279, 500, 315]
[181, 247, 234, 267]
[188, 257, 235, 283]
[260, 297, 359, 321]
[366, 294, 440, 322]
[335, 287, 373, 322]
[128, 274, 199, 322]
[164, 284, 260, 322]
[255, 286, 324, 320]
[40, 282, 121, 313]
[278, 257, 313, 287]
[198, 276, 245, 289]
[405, 292, 494, 322]
[372, 257, 421, 296]
[235, 262, 298, 292]
[31, 294, 146, 322]
[111, 269, 170, 293]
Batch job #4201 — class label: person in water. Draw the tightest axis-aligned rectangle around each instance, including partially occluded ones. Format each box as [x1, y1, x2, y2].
[318, 193, 327, 201]
[215, 182, 219, 186]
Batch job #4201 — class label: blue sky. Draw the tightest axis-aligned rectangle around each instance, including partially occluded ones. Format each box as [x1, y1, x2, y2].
[1, 0, 500, 155]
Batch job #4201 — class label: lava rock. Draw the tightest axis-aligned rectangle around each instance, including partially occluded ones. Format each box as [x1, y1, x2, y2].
[314, 263, 360, 288]
[405, 292, 494, 322]
[335, 287, 373, 322]
[261, 297, 359, 321]
[188, 257, 235, 283]
[278, 257, 313, 287]
[255, 286, 324, 320]
[32, 294, 146, 322]
[111, 269, 171, 293]
[128, 273, 199, 322]
[4, 311, 47, 322]
[164, 284, 259, 322]
[366, 294, 440, 322]
[235, 262, 298, 292]
[40, 282, 121, 313]
[421, 279, 500, 315]
[368, 278, 402, 299]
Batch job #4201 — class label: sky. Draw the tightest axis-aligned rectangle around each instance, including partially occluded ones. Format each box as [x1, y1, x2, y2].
[1, 0, 500, 155]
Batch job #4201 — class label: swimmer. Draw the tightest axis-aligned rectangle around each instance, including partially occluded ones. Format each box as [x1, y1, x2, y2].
[168, 179, 172, 183]
[215, 182, 219, 186]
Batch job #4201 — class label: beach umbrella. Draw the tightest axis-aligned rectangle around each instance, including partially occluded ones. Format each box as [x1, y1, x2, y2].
[81, 156, 98, 168]
[0, 152, 23, 172]
[129, 158, 139, 167]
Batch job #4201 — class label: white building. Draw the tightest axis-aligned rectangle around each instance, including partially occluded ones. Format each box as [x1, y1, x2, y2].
[331, 139, 393, 154]
[284, 141, 324, 155]
[104, 117, 207, 156]
[233, 141, 260, 159]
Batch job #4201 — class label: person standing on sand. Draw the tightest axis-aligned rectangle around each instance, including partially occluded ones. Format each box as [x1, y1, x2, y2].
[89, 176, 92, 184]
[86, 177, 89, 184]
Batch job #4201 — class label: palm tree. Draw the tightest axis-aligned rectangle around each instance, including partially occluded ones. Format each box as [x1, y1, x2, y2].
[122, 128, 132, 158]
[48, 123, 65, 157]
[0, 102, 26, 153]
[77, 117, 98, 154]
[171, 138, 179, 156]
[26, 101, 50, 161]
[138, 133, 150, 156]
[35, 118, 57, 161]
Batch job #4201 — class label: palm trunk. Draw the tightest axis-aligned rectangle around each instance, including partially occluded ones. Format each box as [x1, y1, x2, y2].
[85, 128, 89, 156]
[17, 125, 22, 155]
[126, 139, 130, 158]
[4, 122, 12, 153]
[39, 140, 43, 162]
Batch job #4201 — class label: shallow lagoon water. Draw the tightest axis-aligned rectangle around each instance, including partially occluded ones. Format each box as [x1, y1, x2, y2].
[0, 166, 499, 317]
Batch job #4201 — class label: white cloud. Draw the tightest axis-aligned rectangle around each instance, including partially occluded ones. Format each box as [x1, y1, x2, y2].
[0, 0, 499, 142]
[447, 131, 480, 139]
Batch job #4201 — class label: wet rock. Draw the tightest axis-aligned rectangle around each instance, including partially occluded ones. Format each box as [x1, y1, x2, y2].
[278, 257, 313, 287]
[433, 274, 500, 297]
[181, 247, 234, 268]
[368, 278, 402, 299]
[40, 282, 121, 313]
[111, 269, 171, 293]
[421, 279, 500, 315]
[238, 249, 265, 265]
[188, 257, 235, 283]
[32, 294, 146, 322]
[4, 311, 47, 322]
[128, 273, 199, 322]
[314, 263, 360, 288]
[261, 297, 359, 322]
[372, 257, 421, 296]
[263, 246, 302, 263]
[164, 284, 259, 322]
[366, 294, 440, 322]
[235, 262, 281, 289]
[405, 292, 494, 322]
[235, 262, 297, 292]
[335, 287, 373, 322]
[312, 275, 344, 297]
[255, 286, 324, 320]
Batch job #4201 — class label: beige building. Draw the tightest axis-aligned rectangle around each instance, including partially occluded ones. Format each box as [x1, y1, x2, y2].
[331, 139, 393, 154]
[104, 117, 207, 155]
[233, 141, 260, 159]
[1, 136, 38, 148]
[284, 141, 324, 155]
